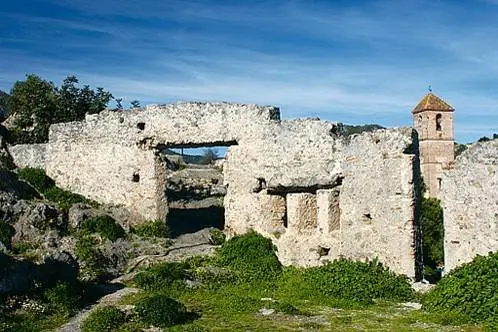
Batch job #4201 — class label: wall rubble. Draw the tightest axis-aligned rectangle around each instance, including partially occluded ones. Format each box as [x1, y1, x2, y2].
[440, 139, 498, 272]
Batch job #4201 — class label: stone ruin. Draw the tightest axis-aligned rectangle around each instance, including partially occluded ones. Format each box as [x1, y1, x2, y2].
[6, 101, 496, 279]
[440, 139, 497, 272]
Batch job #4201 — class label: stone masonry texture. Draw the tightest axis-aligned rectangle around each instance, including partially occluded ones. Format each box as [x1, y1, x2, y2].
[12, 102, 421, 278]
[440, 139, 497, 272]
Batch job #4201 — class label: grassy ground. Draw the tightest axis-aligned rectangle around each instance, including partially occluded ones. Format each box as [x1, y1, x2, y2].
[119, 282, 482, 332]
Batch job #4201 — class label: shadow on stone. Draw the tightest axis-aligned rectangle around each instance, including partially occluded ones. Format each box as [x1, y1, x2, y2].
[168, 207, 224, 238]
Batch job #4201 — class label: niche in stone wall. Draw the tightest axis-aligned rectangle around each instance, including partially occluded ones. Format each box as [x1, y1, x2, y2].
[260, 180, 342, 235]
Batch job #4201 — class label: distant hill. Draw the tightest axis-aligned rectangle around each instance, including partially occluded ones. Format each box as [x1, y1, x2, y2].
[163, 149, 205, 164]
[339, 124, 385, 137]
[0, 90, 8, 121]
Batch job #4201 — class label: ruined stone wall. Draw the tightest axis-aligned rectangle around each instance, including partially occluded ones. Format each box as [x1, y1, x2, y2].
[44, 102, 420, 278]
[440, 139, 498, 272]
[8, 143, 47, 169]
[224, 122, 420, 278]
[46, 102, 279, 222]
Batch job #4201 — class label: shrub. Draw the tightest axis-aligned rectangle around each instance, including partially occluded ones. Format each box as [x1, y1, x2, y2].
[423, 252, 498, 327]
[209, 228, 225, 245]
[278, 258, 414, 305]
[217, 231, 282, 282]
[134, 294, 189, 328]
[12, 241, 37, 254]
[82, 306, 126, 332]
[0, 153, 15, 170]
[420, 197, 444, 282]
[80, 215, 125, 241]
[75, 234, 105, 280]
[132, 219, 168, 238]
[43, 186, 91, 211]
[133, 261, 186, 291]
[43, 282, 81, 316]
[17, 167, 55, 193]
[0, 220, 15, 248]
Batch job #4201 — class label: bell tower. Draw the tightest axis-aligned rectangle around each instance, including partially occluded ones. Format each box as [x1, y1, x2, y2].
[412, 92, 455, 197]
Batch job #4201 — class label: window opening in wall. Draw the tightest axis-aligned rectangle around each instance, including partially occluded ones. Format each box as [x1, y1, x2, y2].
[132, 172, 140, 182]
[436, 114, 442, 131]
[161, 145, 234, 238]
[437, 177, 442, 190]
[137, 122, 145, 130]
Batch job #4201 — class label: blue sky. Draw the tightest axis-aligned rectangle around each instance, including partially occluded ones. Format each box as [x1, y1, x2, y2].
[1, 0, 497, 143]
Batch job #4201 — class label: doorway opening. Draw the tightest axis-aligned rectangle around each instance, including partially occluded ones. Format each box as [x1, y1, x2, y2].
[160, 144, 234, 238]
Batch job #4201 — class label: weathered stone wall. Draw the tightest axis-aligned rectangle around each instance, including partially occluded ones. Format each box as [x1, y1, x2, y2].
[223, 122, 419, 278]
[413, 108, 454, 197]
[440, 139, 498, 272]
[8, 143, 47, 169]
[46, 103, 279, 222]
[414, 111, 454, 141]
[43, 102, 420, 278]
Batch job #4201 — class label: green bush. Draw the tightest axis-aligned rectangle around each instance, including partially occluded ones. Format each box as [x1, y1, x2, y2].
[133, 261, 186, 291]
[134, 294, 189, 328]
[209, 228, 225, 245]
[0, 153, 16, 170]
[420, 197, 445, 282]
[82, 306, 126, 332]
[80, 215, 125, 241]
[217, 231, 282, 282]
[0, 220, 15, 248]
[17, 167, 55, 193]
[278, 259, 414, 305]
[423, 252, 498, 328]
[12, 241, 37, 254]
[75, 234, 105, 280]
[43, 282, 81, 317]
[132, 219, 168, 238]
[43, 186, 91, 211]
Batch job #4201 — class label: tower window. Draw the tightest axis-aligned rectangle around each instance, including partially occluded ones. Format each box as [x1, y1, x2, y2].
[436, 114, 442, 131]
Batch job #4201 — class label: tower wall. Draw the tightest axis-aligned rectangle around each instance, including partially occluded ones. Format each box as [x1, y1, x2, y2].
[413, 98, 455, 197]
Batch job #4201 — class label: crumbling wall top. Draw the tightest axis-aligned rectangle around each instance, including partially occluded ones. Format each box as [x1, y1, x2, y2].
[49, 102, 280, 148]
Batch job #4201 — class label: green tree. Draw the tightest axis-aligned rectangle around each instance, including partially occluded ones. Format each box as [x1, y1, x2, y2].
[7, 74, 113, 143]
[8, 74, 57, 143]
[55, 75, 113, 122]
[0, 90, 9, 121]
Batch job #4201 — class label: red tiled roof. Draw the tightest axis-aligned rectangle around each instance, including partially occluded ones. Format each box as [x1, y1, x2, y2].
[412, 93, 454, 113]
